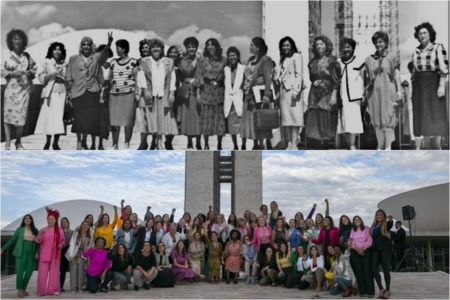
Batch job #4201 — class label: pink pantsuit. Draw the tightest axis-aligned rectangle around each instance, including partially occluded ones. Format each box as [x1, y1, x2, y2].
[36, 227, 65, 296]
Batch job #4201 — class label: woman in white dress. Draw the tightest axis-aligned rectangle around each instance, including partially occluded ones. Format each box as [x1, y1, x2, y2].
[224, 47, 245, 150]
[336, 38, 364, 150]
[35, 42, 68, 150]
[277, 36, 305, 150]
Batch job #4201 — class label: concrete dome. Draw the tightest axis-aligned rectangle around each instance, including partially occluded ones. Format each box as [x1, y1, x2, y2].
[377, 183, 449, 237]
[2, 199, 123, 235]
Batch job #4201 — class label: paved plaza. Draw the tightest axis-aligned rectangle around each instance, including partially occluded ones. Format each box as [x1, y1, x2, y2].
[1, 272, 449, 299]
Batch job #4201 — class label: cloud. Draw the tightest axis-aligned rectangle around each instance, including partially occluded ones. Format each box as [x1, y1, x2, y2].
[28, 23, 76, 45]
[14, 3, 57, 20]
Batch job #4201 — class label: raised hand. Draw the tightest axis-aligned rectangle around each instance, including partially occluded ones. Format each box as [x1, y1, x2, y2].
[121, 199, 125, 206]
[107, 32, 114, 46]
[113, 205, 118, 212]
[100, 205, 104, 211]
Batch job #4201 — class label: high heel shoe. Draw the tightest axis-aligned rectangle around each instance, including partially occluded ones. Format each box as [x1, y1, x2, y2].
[195, 143, 202, 150]
[52, 143, 61, 150]
[43, 141, 51, 150]
[15, 143, 25, 150]
[81, 141, 88, 150]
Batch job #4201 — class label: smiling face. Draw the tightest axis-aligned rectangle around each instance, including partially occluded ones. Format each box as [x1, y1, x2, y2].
[297, 246, 304, 256]
[315, 40, 326, 56]
[249, 42, 258, 56]
[206, 40, 216, 57]
[376, 211, 385, 223]
[102, 214, 109, 225]
[280, 243, 287, 254]
[12, 34, 24, 52]
[141, 43, 151, 57]
[95, 238, 105, 249]
[23, 215, 32, 226]
[117, 244, 125, 256]
[258, 217, 265, 227]
[375, 38, 387, 53]
[151, 46, 163, 60]
[354, 217, 362, 228]
[81, 40, 93, 57]
[186, 44, 197, 58]
[116, 45, 126, 57]
[418, 28, 430, 46]
[281, 39, 293, 56]
[157, 242, 165, 253]
[289, 219, 296, 229]
[341, 216, 349, 226]
[168, 47, 179, 60]
[47, 216, 56, 227]
[143, 242, 151, 253]
[146, 219, 154, 230]
[52, 45, 62, 61]
[85, 215, 94, 226]
[342, 43, 354, 60]
[228, 51, 238, 66]
[327, 245, 335, 256]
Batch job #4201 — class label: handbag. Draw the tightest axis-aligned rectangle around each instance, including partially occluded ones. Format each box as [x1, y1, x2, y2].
[63, 99, 74, 126]
[254, 103, 280, 131]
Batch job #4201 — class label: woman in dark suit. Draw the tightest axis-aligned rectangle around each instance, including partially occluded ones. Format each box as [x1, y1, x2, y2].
[135, 219, 157, 255]
[369, 209, 393, 299]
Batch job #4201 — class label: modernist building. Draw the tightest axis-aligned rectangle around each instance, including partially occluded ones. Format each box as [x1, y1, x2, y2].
[378, 183, 449, 273]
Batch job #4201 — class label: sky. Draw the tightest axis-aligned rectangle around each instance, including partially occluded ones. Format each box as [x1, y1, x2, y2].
[1, 1, 262, 60]
[1, 151, 448, 229]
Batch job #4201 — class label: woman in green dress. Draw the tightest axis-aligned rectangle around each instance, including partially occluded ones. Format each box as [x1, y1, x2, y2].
[207, 231, 223, 283]
[1, 215, 38, 298]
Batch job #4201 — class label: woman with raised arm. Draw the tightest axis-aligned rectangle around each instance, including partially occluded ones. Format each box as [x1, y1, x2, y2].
[0, 215, 38, 298]
[36, 208, 65, 296]
[94, 204, 118, 250]
[65, 32, 114, 150]
[35, 42, 68, 150]
[1, 29, 36, 150]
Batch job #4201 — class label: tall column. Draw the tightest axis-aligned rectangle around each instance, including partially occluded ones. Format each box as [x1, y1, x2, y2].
[185, 151, 220, 217]
[231, 151, 262, 218]
[426, 241, 434, 272]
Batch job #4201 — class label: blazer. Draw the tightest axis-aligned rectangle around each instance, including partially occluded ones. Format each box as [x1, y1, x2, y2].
[248, 55, 273, 99]
[135, 227, 157, 255]
[115, 228, 137, 254]
[38, 58, 67, 99]
[288, 228, 303, 250]
[333, 250, 356, 286]
[66, 229, 93, 260]
[65, 47, 110, 99]
[371, 220, 394, 251]
[224, 63, 245, 117]
[154, 253, 171, 267]
[136, 56, 175, 108]
[1, 227, 36, 258]
[303, 255, 324, 272]
[311, 227, 340, 249]
[278, 52, 303, 97]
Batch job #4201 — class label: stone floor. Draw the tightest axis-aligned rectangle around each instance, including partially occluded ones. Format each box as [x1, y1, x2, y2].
[1, 272, 449, 299]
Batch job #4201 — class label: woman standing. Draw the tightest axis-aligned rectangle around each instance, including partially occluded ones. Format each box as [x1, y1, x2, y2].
[411, 22, 449, 149]
[305, 35, 341, 148]
[65, 32, 113, 150]
[349, 215, 374, 297]
[338, 215, 352, 248]
[223, 229, 243, 284]
[94, 205, 118, 250]
[277, 36, 305, 150]
[83, 237, 113, 293]
[166, 45, 182, 150]
[35, 42, 67, 150]
[36, 208, 65, 296]
[66, 220, 92, 294]
[369, 209, 394, 299]
[171, 240, 196, 283]
[207, 231, 223, 283]
[269, 201, 283, 229]
[337, 38, 364, 150]
[224, 46, 245, 150]
[363, 31, 402, 150]
[115, 219, 136, 254]
[108, 39, 138, 150]
[59, 217, 73, 292]
[1, 29, 36, 150]
[311, 216, 339, 257]
[196, 38, 227, 150]
[252, 216, 274, 261]
[240, 37, 274, 150]
[272, 217, 288, 247]
[178, 37, 201, 149]
[0, 215, 38, 298]
[188, 231, 205, 279]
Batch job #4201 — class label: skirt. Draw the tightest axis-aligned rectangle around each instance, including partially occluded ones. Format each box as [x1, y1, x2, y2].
[280, 87, 304, 127]
[153, 97, 178, 135]
[71, 92, 101, 136]
[135, 106, 156, 134]
[109, 93, 136, 127]
[34, 91, 66, 135]
[240, 94, 273, 140]
[336, 98, 363, 134]
[199, 85, 226, 135]
[305, 108, 338, 140]
[179, 86, 200, 135]
[226, 105, 241, 135]
[412, 71, 448, 136]
[225, 256, 241, 274]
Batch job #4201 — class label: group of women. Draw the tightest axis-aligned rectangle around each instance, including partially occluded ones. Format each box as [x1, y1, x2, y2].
[2, 21, 447, 150]
[2, 199, 397, 299]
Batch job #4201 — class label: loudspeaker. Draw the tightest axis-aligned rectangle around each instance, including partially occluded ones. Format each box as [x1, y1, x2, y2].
[402, 205, 416, 221]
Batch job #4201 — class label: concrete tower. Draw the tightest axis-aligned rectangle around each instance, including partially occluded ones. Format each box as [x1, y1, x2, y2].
[185, 151, 262, 218]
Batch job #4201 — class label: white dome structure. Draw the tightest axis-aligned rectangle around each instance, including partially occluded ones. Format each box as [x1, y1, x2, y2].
[2, 199, 126, 235]
[377, 183, 449, 237]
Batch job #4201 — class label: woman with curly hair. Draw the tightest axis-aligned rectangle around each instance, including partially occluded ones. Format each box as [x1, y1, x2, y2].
[195, 38, 227, 150]
[305, 35, 341, 149]
[411, 22, 449, 149]
[34, 42, 68, 150]
[363, 31, 402, 150]
[1, 29, 36, 150]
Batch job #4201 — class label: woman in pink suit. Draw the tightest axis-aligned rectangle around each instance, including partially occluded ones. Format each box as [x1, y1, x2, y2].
[36, 208, 65, 296]
[311, 216, 339, 257]
[251, 216, 274, 261]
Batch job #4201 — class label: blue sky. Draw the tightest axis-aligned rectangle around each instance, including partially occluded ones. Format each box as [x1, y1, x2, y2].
[1, 151, 448, 228]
